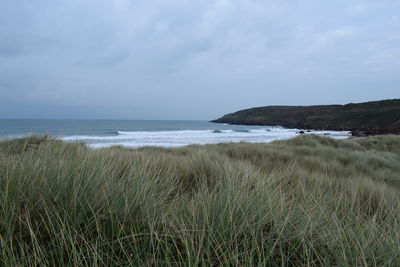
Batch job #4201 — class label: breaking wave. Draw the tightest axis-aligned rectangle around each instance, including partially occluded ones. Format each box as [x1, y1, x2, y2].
[61, 128, 350, 148]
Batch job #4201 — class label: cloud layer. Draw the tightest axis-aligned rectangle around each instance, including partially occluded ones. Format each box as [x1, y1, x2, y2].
[1, 0, 399, 119]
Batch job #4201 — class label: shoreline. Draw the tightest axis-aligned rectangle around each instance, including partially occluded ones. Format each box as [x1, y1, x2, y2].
[0, 125, 352, 149]
[211, 121, 397, 137]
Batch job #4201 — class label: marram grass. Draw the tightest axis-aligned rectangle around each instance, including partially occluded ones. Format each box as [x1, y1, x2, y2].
[1, 135, 400, 266]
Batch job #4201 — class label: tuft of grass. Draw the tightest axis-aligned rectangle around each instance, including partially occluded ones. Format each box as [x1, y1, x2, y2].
[0, 135, 57, 156]
[1, 135, 400, 266]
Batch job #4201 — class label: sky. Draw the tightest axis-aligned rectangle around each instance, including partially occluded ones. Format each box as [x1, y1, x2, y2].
[0, 0, 399, 120]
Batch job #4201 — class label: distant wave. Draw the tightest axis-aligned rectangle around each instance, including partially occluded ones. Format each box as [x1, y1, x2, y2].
[61, 128, 350, 148]
[212, 129, 273, 134]
[117, 131, 135, 135]
[116, 130, 225, 136]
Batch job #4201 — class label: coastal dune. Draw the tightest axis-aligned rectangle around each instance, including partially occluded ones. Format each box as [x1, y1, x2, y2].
[1, 135, 400, 265]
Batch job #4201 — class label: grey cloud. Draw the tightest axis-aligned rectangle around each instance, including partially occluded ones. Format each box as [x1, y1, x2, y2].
[0, 0, 399, 119]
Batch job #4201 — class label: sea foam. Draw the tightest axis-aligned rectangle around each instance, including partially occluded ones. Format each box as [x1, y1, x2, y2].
[61, 128, 350, 148]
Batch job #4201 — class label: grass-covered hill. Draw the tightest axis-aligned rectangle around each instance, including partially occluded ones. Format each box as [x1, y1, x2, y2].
[1, 135, 400, 266]
[211, 99, 400, 135]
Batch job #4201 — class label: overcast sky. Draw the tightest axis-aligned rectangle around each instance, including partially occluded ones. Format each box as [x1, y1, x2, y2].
[0, 0, 399, 120]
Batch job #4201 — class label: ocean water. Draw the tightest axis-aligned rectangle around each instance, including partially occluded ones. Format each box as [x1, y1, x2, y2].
[0, 119, 350, 148]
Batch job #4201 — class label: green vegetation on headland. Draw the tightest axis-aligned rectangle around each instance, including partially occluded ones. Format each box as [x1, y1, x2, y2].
[1, 135, 400, 266]
[211, 99, 400, 136]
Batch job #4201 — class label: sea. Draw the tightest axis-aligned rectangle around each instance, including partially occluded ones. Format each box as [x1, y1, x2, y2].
[0, 119, 350, 148]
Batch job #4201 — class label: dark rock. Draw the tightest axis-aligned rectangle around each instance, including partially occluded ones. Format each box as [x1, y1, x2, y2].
[351, 130, 366, 137]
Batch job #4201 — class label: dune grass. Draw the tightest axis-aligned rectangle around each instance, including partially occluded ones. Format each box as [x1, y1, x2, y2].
[1, 135, 400, 266]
